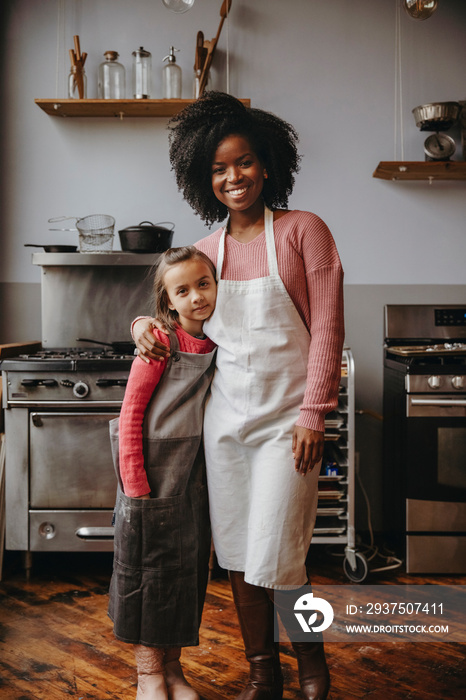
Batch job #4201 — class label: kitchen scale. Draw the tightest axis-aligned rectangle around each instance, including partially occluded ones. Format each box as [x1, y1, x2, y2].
[412, 102, 461, 161]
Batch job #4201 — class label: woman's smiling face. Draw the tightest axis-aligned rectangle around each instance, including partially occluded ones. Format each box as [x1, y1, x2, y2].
[211, 134, 266, 215]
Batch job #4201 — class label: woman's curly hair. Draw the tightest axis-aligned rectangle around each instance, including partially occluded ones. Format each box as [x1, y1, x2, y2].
[168, 91, 301, 226]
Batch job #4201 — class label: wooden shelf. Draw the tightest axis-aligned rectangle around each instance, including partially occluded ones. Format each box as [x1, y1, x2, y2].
[35, 98, 251, 118]
[373, 161, 466, 181]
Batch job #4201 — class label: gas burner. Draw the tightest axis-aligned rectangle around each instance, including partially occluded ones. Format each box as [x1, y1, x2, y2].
[424, 342, 466, 353]
[17, 347, 134, 362]
[387, 343, 466, 357]
[2, 346, 135, 372]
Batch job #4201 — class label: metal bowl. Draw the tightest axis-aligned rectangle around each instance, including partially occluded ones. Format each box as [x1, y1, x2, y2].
[412, 102, 461, 132]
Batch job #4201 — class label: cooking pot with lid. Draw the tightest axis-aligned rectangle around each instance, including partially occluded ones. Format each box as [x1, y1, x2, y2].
[118, 221, 175, 253]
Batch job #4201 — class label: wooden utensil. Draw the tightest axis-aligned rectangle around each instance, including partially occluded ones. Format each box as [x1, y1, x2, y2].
[69, 36, 86, 99]
[73, 35, 82, 62]
[198, 0, 232, 96]
[195, 30, 204, 71]
[199, 40, 214, 95]
[214, 0, 232, 45]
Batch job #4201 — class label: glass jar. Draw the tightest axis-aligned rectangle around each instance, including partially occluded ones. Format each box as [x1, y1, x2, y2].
[193, 68, 209, 98]
[98, 51, 126, 99]
[132, 46, 151, 99]
[162, 47, 182, 99]
[68, 66, 87, 99]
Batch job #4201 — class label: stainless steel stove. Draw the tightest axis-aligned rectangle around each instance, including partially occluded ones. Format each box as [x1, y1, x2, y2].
[1, 345, 135, 563]
[383, 304, 466, 573]
[1, 251, 157, 574]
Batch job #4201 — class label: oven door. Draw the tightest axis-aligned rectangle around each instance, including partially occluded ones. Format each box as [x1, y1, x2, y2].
[30, 410, 119, 508]
[405, 394, 466, 573]
[406, 395, 466, 503]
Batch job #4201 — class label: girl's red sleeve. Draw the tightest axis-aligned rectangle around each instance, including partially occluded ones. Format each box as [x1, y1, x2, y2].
[118, 332, 169, 496]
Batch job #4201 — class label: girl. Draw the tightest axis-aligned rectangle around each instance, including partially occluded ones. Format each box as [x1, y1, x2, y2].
[133, 92, 345, 700]
[109, 246, 217, 700]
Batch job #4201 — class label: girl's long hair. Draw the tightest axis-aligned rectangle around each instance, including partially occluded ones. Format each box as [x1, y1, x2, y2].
[153, 246, 216, 331]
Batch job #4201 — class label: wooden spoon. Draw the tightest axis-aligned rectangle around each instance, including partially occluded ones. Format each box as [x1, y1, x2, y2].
[198, 0, 232, 95]
[214, 0, 232, 45]
[195, 30, 204, 70]
[73, 35, 81, 62]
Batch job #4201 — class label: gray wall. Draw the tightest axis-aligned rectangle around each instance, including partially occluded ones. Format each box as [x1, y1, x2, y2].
[1, 0, 466, 532]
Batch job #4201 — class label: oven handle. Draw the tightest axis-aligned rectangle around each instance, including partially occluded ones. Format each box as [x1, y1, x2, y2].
[10, 401, 123, 408]
[407, 396, 466, 417]
[31, 411, 119, 426]
[411, 398, 466, 407]
[75, 527, 115, 541]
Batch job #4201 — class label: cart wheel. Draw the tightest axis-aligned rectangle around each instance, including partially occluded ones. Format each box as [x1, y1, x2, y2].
[343, 552, 368, 582]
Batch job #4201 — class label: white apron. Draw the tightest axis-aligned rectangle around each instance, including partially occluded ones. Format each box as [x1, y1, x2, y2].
[203, 206, 320, 590]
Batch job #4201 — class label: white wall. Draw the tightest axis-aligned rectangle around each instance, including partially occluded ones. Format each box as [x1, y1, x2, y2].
[1, 0, 465, 286]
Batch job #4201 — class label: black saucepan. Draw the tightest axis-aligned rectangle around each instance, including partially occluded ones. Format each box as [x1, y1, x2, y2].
[77, 337, 135, 354]
[24, 244, 78, 253]
[118, 221, 175, 253]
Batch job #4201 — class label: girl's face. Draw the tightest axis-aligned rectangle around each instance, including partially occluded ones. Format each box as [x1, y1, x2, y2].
[164, 258, 217, 336]
[211, 134, 266, 215]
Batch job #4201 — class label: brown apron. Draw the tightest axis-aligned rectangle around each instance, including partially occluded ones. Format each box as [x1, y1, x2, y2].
[108, 330, 216, 647]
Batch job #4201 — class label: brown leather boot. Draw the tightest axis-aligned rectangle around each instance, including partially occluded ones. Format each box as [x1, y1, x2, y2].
[265, 589, 330, 700]
[292, 642, 330, 700]
[229, 571, 283, 700]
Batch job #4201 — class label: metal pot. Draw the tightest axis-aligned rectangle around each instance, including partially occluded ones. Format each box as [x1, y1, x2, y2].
[24, 244, 78, 253]
[118, 221, 175, 253]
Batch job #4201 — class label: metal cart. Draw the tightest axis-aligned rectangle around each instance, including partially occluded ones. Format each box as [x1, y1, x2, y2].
[310, 348, 367, 582]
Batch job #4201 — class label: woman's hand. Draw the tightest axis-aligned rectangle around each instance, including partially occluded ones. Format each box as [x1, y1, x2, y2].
[292, 426, 324, 475]
[133, 318, 170, 363]
[135, 493, 151, 500]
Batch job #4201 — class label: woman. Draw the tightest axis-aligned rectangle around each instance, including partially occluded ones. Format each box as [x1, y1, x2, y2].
[133, 91, 344, 700]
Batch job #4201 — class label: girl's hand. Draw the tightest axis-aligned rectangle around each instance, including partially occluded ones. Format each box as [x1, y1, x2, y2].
[135, 493, 151, 500]
[292, 426, 324, 475]
[133, 318, 170, 363]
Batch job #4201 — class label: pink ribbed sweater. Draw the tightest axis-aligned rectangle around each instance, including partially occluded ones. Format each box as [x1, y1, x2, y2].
[195, 210, 344, 432]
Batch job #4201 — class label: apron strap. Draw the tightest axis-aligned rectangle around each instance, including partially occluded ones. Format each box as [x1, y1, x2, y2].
[264, 205, 279, 277]
[216, 225, 227, 282]
[166, 328, 180, 364]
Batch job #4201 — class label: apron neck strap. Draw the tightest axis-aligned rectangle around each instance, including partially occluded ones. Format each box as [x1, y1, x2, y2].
[264, 205, 279, 277]
[216, 204, 279, 281]
[216, 223, 227, 282]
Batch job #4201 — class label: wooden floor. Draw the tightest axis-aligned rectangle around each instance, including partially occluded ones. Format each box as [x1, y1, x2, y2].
[0, 546, 465, 700]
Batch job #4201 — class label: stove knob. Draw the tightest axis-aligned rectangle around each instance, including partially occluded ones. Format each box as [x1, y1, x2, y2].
[38, 522, 56, 540]
[427, 375, 442, 389]
[73, 381, 90, 398]
[451, 376, 464, 390]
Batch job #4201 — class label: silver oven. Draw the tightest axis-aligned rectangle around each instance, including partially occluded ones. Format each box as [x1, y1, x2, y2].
[1, 251, 156, 574]
[1, 356, 132, 565]
[383, 304, 466, 574]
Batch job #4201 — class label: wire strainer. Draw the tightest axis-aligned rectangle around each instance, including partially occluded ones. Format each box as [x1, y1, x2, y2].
[76, 214, 115, 253]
